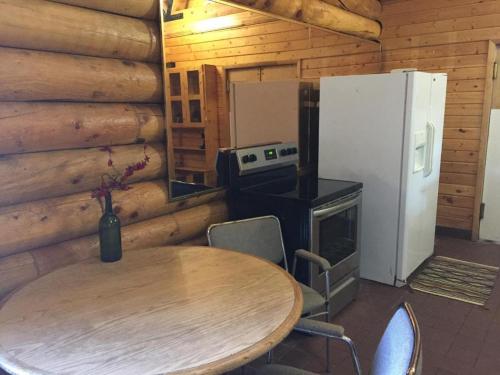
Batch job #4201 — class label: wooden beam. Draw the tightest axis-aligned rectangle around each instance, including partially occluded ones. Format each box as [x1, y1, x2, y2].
[0, 183, 224, 259]
[211, 0, 381, 40]
[0, 47, 163, 103]
[0, 103, 164, 155]
[48, 0, 159, 20]
[0, 143, 166, 207]
[0, 0, 161, 63]
[323, 0, 382, 20]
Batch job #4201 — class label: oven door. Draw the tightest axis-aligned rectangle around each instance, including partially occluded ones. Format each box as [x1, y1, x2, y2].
[310, 191, 362, 293]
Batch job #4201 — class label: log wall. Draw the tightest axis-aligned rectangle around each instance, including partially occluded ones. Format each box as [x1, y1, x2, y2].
[0, 0, 228, 301]
[380, 0, 499, 236]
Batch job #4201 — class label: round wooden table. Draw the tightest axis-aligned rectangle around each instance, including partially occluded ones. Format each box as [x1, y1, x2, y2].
[0, 246, 302, 375]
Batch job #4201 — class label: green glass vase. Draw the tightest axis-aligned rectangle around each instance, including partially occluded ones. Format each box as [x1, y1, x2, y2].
[99, 192, 122, 263]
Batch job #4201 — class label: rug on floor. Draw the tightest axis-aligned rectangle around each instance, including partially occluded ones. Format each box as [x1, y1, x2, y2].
[409, 256, 499, 306]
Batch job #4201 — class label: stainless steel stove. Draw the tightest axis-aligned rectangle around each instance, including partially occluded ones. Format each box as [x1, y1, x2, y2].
[217, 142, 363, 317]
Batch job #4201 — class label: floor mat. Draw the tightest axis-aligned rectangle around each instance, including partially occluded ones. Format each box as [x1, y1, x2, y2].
[409, 256, 499, 306]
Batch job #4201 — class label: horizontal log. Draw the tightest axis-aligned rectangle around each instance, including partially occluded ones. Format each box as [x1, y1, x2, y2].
[48, 0, 159, 20]
[0, 47, 162, 102]
[219, 0, 381, 39]
[322, 0, 382, 20]
[302, 0, 381, 39]
[179, 235, 209, 246]
[0, 143, 166, 206]
[0, 103, 164, 155]
[0, 0, 160, 62]
[0, 200, 228, 300]
[31, 200, 228, 276]
[0, 181, 225, 258]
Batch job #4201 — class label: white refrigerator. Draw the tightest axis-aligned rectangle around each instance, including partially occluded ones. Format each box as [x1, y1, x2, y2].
[318, 71, 447, 286]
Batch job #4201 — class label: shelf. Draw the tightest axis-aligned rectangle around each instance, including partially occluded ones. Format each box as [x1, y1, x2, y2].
[170, 125, 205, 130]
[174, 147, 206, 152]
[175, 166, 210, 173]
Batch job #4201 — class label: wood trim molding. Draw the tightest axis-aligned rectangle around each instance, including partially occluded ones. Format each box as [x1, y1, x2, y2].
[472, 40, 497, 241]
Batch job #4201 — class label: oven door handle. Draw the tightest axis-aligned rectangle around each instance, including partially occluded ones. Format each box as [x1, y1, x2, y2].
[313, 198, 359, 219]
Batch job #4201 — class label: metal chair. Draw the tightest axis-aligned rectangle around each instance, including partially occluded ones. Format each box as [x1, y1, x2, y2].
[207, 216, 334, 368]
[257, 302, 422, 375]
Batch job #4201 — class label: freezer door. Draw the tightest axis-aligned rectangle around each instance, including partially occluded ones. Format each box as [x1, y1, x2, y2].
[396, 72, 447, 285]
[319, 73, 407, 285]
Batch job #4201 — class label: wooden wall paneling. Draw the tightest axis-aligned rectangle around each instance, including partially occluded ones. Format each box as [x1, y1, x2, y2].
[472, 41, 497, 240]
[441, 162, 477, 175]
[383, 14, 500, 39]
[48, 0, 159, 20]
[0, 0, 161, 62]
[0, 47, 163, 103]
[383, 27, 500, 51]
[0, 103, 164, 155]
[0, 143, 166, 207]
[382, 1, 500, 27]
[165, 20, 307, 48]
[381, 0, 498, 17]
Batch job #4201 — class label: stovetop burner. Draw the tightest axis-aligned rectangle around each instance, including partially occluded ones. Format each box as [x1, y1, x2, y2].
[242, 174, 362, 207]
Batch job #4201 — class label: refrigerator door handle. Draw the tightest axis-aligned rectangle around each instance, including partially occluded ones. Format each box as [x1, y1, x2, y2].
[424, 122, 435, 177]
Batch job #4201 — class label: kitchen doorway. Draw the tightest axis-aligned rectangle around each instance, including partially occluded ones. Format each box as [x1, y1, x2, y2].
[480, 45, 500, 241]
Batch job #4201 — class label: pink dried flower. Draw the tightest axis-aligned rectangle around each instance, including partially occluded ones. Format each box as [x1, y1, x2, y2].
[91, 144, 151, 199]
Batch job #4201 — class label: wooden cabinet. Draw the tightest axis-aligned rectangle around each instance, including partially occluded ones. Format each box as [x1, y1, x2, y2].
[165, 65, 218, 186]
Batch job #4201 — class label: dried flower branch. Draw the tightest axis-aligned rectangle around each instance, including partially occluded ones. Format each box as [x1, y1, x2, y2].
[91, 144, 150, 199]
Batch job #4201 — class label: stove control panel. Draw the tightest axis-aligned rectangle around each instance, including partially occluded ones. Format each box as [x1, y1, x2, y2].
[235, 142, 298, 175]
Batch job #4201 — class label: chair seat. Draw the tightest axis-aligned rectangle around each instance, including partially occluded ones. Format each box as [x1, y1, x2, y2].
[256, 364, 317, 375]
[299, 282, 326, 315]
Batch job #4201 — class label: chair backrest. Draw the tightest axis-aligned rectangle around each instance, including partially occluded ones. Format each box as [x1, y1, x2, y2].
[207, 216, 288, 269]
[370, 302, 422, 375]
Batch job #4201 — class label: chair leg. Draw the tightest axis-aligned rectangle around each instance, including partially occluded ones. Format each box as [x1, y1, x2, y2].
[266, 350, 273, 364]
[325, 304, 331, 373]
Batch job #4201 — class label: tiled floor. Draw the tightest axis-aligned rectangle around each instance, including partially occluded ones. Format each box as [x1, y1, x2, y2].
[246, 235, 500, 375]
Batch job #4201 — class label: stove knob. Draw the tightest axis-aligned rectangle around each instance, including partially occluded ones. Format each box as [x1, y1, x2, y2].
[249, 154, 257, 162]
[280, 149, 288, 157]
[292, 147, 298, 154]
[242, 155, 250, 164]
[286, 148, 293, 155]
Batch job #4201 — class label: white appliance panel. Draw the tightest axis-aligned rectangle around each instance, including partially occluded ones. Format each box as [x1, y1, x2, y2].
[230, 81, 299, 148]
[480, 110, 500, 242]
[319, 73, 408, 285]
[396, 73, 447, 285]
